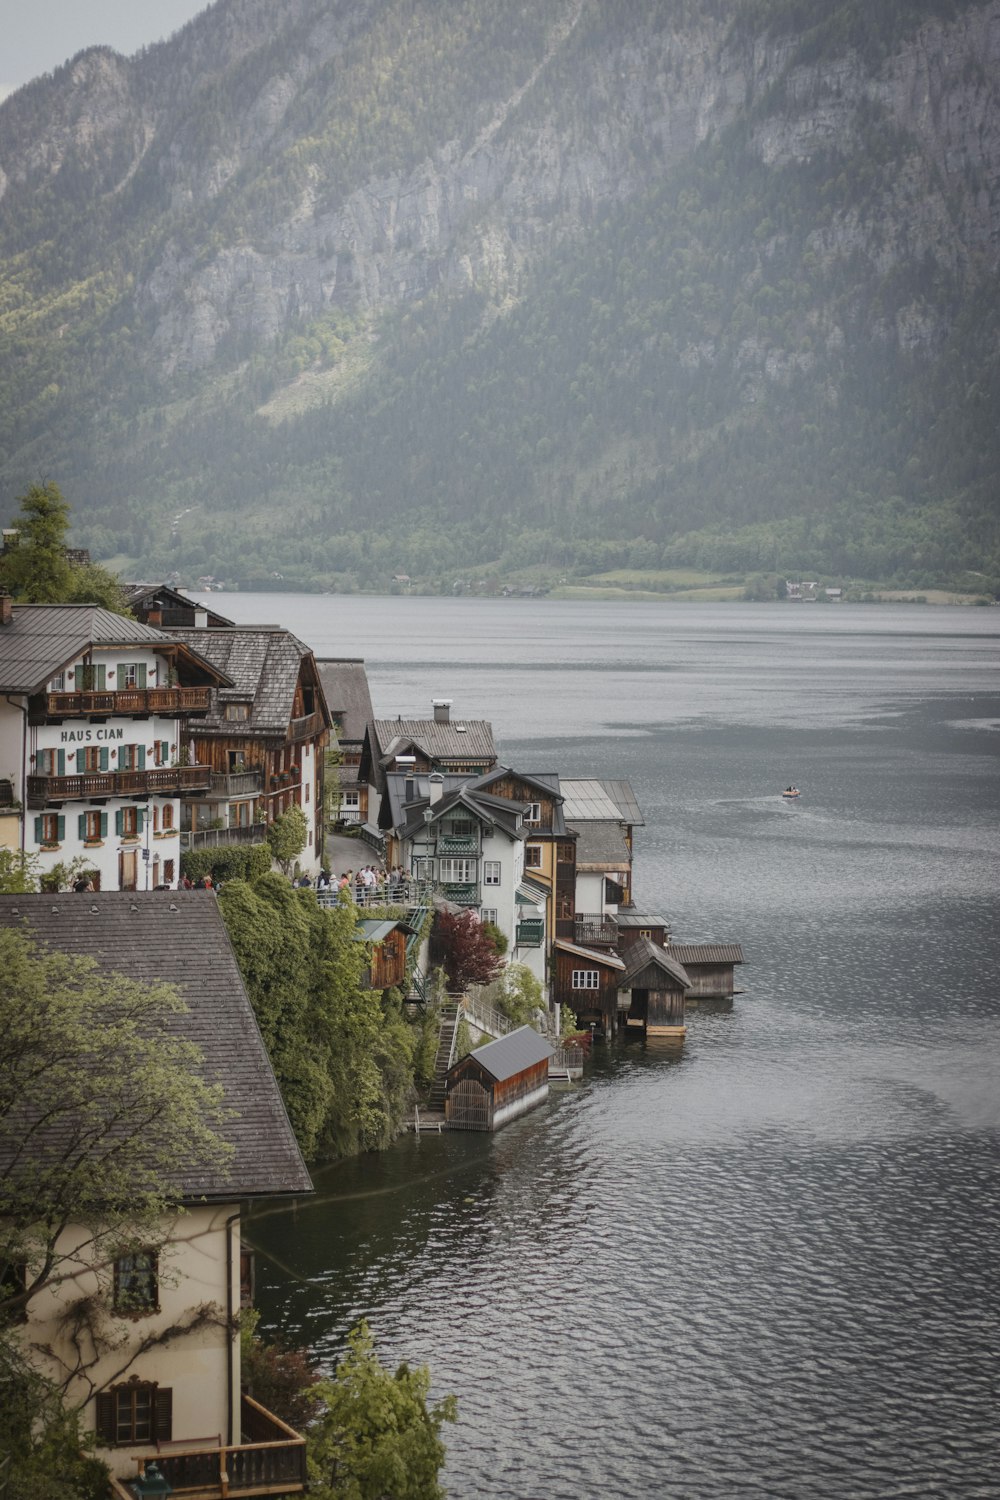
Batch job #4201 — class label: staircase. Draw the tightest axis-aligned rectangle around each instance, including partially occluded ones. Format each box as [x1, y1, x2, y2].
[427, 1001, 461, 1112]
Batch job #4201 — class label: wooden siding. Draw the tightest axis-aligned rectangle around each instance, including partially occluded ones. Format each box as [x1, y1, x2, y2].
[553, 946, 620, 1022]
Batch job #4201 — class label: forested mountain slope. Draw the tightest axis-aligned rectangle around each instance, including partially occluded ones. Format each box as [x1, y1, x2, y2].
[1, 0, 998, 590]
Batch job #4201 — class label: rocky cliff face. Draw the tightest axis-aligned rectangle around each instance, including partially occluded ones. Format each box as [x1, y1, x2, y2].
[4, 0, 996, 378]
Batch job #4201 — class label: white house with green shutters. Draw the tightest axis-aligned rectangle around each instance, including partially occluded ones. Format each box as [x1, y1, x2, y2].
[0, 600, 227, 891]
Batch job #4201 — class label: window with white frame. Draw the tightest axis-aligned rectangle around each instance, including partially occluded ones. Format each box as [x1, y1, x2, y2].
[48, 671, 65, 692]
[525, 844, 543, 869]
[572, 969, 600, 990]
[480, 908, 498, 925]
[412, 857, 434, 880]
[439, 857, 476, 883]
[525, 801, 542, 823]
[483, 860, 501, 885]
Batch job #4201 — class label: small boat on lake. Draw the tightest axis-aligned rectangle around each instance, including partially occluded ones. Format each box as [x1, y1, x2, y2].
[782, 786, 801, 799]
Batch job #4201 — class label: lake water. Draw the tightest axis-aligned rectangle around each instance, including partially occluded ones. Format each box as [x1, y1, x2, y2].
[222, 597, 1000, 1499]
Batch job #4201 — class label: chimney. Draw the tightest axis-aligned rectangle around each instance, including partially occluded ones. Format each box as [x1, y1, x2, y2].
[194, 608, 208, 628]
[428, 772, 444, 806]
[0, 591, 12, 626]
[432, 699, 452, 723]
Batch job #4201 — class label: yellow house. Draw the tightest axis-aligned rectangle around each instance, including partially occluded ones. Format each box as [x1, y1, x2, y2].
[0, 890, 313, 1499]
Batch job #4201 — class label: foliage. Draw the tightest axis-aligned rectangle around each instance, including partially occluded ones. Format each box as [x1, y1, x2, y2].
[307, 1320, 456, 1500]
[0, 483, 130, 611]
[0, 928, 231, 1332]
[0, 1336, 109, 1500]
[180, 842, 271, 884]
[240, 1308, 324, 1432]
[218, 875, 416, 1159]
[480, 919, 508, 957]
[433, 910, 505, 992]
[494, 962, 543, 1027]
[266, 803, 309, 876]
[0, 848, 40, 892]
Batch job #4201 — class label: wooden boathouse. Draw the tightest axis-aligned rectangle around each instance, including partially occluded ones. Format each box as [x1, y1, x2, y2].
[666, 943, 744, 1000]
[352, 916, 416, 991]
[553, 938, 627, 1038]
[445, 1026, 554, 1132]
[621, 939, 691, 1037]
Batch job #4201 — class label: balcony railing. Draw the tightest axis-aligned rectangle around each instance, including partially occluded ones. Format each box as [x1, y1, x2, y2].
[574, 914, 618, 946]
[42, 686, 212, 717]
[516, 918, 545, 946]
[108, 1395, 306, 1500]
[288, 710, 325, 741]
[209, 770, 263, 798]
[28, 766, 212, 808]
[180, 825, 265, 850]
[441, 882, 479, 906]
[436, 834, 480, 855]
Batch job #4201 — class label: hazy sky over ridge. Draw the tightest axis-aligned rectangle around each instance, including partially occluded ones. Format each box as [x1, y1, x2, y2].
[1, 1, 210, 99]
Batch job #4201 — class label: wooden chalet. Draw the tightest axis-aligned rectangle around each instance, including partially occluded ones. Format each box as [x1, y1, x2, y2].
[666, 943, 745, 1000]
[472, 767, 577, 945]
[360, 699, 498, 804]
[620, 939, 691, 1037]
[352, 916, 416, 991]
[125, 583, 235, 631]
[446, 1026, 554, 1132]
[553, 938, 627, 1038]
[170, 626, 331, 865]
[316, 658, 375, 828]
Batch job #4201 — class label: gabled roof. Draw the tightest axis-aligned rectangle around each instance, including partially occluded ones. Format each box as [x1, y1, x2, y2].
[353, 917, 417, 943]
[373, 716, 497, 767]
[560, 778, 644, 826]
[620, 937, 691, 991]
[616, 908, 671, 930]
[0, 604, 229, 694]
[171, 625, 329, 736]
[316, 659, 374, 745]
[458, 1025, 554, 1083]
[554, 938, 627, 971]
[123, 582, 235, 628]
[469, 766, 571, 835]
[570, 820, 632, 869]
[397, 783, 526, 844]
[0, 893, 312, 1202]
[668, 943, 745, 965]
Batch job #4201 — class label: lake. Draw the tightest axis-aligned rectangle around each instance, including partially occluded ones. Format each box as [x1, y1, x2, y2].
[219, 597, 999, 1499]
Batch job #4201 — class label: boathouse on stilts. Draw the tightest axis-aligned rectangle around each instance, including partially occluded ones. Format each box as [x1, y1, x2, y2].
[620, 939, 691, 1037]
[445, 1026, 554, 1132]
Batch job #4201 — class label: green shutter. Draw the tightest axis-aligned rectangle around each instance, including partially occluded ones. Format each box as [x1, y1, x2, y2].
[100, 812, 108, 838]
[34, 816, 43, 842]
[57, 816, 65, 842]
[136, 745, 145, 770]
[96, 664, 106, 690]
[117, 664, 126, 690]
[57, 749, 65, 776]
[100, 748, 109, 771]
[77, 748, 86, 772]
[136, 809, 145, 834]
[78, 814, 87, 839]
[137, 663, 147, 689]
[115, 809, 123, 836]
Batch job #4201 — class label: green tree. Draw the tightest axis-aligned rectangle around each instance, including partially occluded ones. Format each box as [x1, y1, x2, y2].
[0, 928, 231, 1333]
[1, 482, 73, 602]
[0, 1340, 108, 1500]
[307, 1320, 456, 1500]
[266, 803, 309, 876]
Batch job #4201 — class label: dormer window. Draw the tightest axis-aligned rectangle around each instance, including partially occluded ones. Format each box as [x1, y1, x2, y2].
[525, 802, 542, 824]
[224, 702, 251, 721]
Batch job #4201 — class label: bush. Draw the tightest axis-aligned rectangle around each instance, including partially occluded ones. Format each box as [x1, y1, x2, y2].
[180, 843, 271, 884]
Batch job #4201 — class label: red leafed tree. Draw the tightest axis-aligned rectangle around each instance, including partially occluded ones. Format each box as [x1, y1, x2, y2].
[434, 910, 505, 991]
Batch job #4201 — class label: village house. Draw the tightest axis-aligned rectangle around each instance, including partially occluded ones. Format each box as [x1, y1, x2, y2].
[125, 582, 236, 631]
[359, 699, 498, 815]
[0, 598, 228, 891]
[168, 625, 331, 871]
[445, 1026, 555, 1131]
[316, 657, 376, 830]
[561, 777, 644, 937]
[470, 767, 577, 952]
[0, 890, 313, 1498]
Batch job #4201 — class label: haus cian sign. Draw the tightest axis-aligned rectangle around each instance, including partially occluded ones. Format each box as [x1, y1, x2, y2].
[59, 727, 126, 742]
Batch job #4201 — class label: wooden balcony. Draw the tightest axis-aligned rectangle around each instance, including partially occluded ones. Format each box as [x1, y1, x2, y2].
[288, 710, 325, 742]
[108, 1395, 306, 1500]
[39, 686, 212, 718]
[209, 770, 263, 798]
[441, 882, 479, 907]
[27, 766, 212, 808]
[574, 914, 618, 946]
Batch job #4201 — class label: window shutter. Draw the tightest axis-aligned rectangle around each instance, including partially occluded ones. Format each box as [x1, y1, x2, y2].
[78, 814, 87, 839]
[117, 665, 126, 690]
[94, 1391, 115, 1443]
[58, 749, 65, 775]
[136, 809, 145, 835]
[154, 1387, 172, 1442]
[137, 664, 147, 689]
[115, 809, 123, 836]
[77, 748, 86, 772]
[161, 740, 169, 764]
[34, 816, 43, 842]
[137, 745, 146, 769]
[101, 812, 108, 838]
[100, 748, 109, 772]
[57, 816, 65, 841]
[97, 664, 106, 689]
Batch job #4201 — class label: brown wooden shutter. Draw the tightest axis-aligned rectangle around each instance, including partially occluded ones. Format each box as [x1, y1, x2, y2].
[94, 1391, 115, 1443]
[154, 1386, 173, 1442]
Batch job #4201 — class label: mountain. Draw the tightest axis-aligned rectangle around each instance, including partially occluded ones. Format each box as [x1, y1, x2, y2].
[1, 0, 998, 593]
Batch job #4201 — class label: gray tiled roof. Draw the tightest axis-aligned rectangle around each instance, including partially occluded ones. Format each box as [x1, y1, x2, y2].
[374, 717, 497, 766]
[0, 604, 175, 693]
[560, 778, 645, 826]
[459, 1025, 554, 1084]
[600, 779, 645, 826]
[317, 659, 374, 745]
[0, 893, 313, 1202]
[616, 908, 670, 930]
[554, 938, 627, 970]
[569, 820, 632, 868]
[172, 626, 324, 735]
[621, 937, 691, 991]
[668, 943, 745, 965]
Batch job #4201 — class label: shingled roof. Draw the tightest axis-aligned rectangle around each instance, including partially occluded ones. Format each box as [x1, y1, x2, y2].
[171, 625, 328, 736]
[0, 893, 312, 1202]
[316, 659, 374, 746]
[668, 943, 745, 966]
[570, 820, 632, 869]
[373, 716, 496, 766]
[620, 938, 691, 992]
